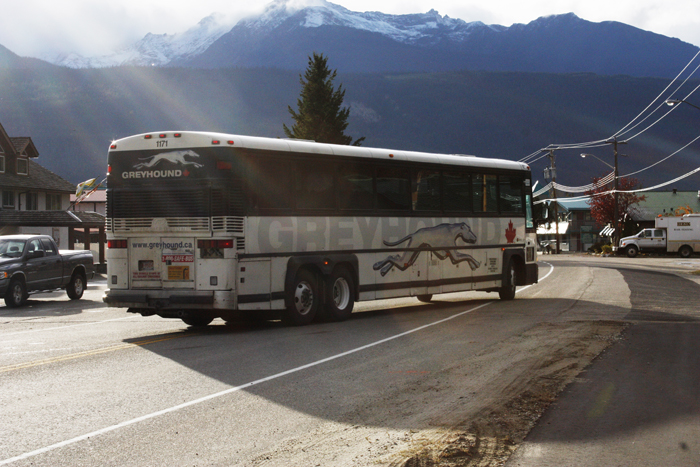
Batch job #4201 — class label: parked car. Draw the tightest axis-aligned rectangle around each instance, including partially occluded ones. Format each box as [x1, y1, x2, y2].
[0, 235, 95, 307]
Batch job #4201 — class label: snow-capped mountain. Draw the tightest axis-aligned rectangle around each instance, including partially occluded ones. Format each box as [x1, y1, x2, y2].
[43, 0, 699, 78]
[239, 0, 500, 45]
[52, 13, 234, 68]
[51, 0, 503, 69]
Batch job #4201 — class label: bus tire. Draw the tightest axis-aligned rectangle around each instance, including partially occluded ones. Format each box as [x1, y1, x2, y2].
[417, 294, 433, 303]
[626, 245, 639, 258]
[5, 278, 27, 307]
[679, 245, 693, 258]
[66, 272, 86, 300]
[182, 316, 214, 327]
[323, 267, 355, 322]
[499, 260, 517, 300]
[283, 269, 319, 326]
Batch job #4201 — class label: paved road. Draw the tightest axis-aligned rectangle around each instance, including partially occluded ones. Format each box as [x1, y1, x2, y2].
[508, 256, 700, 467]
[1, 255, 699, 466]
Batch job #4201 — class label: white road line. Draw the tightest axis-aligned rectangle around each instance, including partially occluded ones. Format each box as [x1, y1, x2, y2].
[0, 262, 555, 465]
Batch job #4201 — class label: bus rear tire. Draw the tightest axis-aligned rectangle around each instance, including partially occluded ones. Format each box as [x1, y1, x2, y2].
[417, 294, 433, 303]
[499, 260, 517, 300]
[182, 316, 214, 327]
[323, 267, 355, 322]
[283, 269, 319, 326]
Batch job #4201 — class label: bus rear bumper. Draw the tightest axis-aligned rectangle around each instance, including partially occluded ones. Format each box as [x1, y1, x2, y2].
[103, 289, 235, 310]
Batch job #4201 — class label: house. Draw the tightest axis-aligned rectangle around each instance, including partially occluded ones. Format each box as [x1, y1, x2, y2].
[629, 190, 700, 226]
[70, 188, 106, 216]
[0, 122, 105, 263]
[536, 198, 603, 252]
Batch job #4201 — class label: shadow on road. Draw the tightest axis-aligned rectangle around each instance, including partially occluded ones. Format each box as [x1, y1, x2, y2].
[118, 262, 700, 445]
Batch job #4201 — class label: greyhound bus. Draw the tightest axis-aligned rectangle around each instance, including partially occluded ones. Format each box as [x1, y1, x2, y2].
[103, 131, 538, 326]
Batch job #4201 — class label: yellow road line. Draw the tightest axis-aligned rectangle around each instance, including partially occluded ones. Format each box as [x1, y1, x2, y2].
[0, 334, 192, 374]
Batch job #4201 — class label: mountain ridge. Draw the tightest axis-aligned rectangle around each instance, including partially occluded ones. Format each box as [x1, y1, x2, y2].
[32, 1, 697, 79]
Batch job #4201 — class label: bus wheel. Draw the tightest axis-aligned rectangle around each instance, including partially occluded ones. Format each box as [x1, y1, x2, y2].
[679, 245, 693, 258]
[284, 269, 319, 326]
[182, 316, 214, 327]
[499, 260, 517, 300]
[323, 268, 355, 322]
[417, 294, 433, 303]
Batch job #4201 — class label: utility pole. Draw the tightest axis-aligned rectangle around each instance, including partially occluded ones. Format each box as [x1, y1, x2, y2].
[546, 150, 560, 254]
[608, 137, 626, 248]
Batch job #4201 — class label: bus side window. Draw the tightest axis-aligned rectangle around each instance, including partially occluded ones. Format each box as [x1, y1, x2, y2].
[248, 158, 292, 210]
[412, 170, 440, 212]
[474, 174, 498, 213]
[296, 160, 336, 210]
[443, 171, 472, 213]
[376, 167, 410, 211]
[338, 164, 374, 211]
[499, 175, 524, 213]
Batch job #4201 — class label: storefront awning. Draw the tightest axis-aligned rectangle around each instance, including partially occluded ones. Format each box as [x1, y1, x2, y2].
[599, 225, 615, 237]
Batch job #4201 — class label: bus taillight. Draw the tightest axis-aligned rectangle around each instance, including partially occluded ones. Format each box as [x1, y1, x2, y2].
[197, 240, 233, 249]
[108, 240, 128, 249]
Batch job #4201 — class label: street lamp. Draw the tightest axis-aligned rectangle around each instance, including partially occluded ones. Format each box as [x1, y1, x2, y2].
[665, 98, 700, 111]
[580, 153, 614, 169]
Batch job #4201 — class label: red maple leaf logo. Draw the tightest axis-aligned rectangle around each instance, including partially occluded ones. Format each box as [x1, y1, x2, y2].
[182, 170, 190, 177]
[505, 220, 516, 243]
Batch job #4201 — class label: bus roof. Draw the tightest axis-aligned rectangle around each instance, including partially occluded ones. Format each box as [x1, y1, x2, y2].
[109, 131, 530, 172]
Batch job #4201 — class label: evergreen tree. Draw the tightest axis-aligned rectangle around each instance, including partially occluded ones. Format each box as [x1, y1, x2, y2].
[283, 52, 365, 146]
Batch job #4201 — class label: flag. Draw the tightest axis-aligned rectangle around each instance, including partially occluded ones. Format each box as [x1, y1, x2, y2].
[75, 178, 97, 199]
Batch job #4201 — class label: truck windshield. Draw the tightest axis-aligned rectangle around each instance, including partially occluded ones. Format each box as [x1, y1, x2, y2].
[0, 240, 26, 258]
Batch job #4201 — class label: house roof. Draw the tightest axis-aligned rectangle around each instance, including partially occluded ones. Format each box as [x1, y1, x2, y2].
[10, 137, 39, 158]
[556, 198, 592, 211]
[0, 210, 104, 227]
[0, 159, 75, 193]
[630, 191, 700, 221]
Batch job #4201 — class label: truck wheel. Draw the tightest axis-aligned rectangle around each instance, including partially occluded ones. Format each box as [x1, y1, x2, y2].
[5, 279, 27, 307]
[283, 269, 319, 326]
[626, 245, 639, 258]
[679, 246, 693, 258]
[499, 260, 517, 300]
[417, 294, 433, 303]
[66, 272, 86, 300]
[322, 267, 355, 322]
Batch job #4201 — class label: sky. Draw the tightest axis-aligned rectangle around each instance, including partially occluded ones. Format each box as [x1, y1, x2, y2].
[2, 0, 699, 60]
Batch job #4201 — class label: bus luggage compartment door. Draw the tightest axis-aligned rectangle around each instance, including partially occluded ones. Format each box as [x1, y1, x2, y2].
[130, 237, 163, 289]
[129, 237, 195, 289]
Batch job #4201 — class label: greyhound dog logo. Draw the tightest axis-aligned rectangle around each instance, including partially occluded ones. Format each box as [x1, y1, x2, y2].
[133, 150, 203, 169]
[373, 222, 481, 276]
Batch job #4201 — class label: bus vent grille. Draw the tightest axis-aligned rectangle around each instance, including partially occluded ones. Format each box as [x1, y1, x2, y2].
[108, 218, 153, 231]
[211, 216, 245, 233]
[166, 217, 210, 231]
[236, 238, 246, 251]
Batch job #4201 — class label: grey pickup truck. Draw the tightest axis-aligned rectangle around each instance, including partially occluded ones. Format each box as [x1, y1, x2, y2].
[0, 234, 95, 307]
